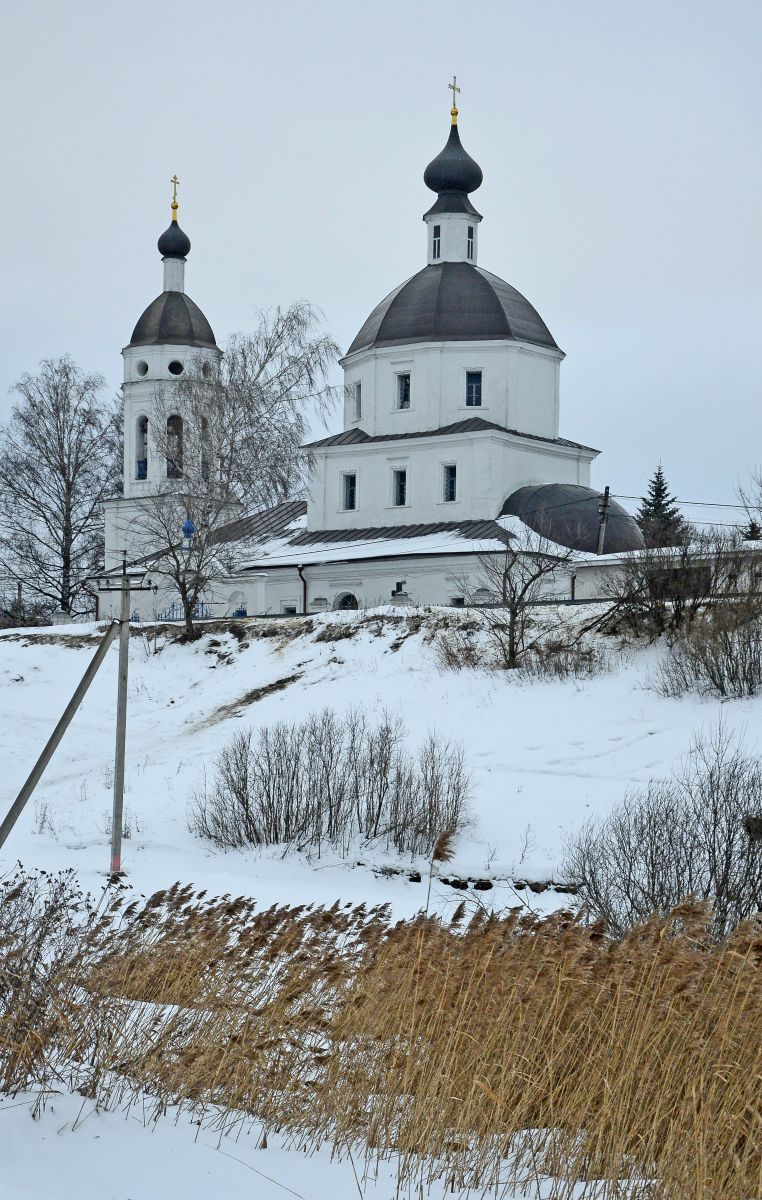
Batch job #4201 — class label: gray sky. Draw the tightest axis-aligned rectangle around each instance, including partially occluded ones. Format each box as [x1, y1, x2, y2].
[1, 0, 760, 514]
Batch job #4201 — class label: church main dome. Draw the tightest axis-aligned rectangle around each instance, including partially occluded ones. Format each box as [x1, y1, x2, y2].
[346, 262, 559, 355]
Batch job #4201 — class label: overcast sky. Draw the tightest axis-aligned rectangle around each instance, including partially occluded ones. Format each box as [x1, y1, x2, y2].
[1, 0, 760, 515]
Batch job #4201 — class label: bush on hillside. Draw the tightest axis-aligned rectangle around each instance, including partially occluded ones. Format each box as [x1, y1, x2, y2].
[655, 612, 762, 698]
[436, 619, 609, 680]
[189, 708, 469, 858]
[563, 722, 762, 939]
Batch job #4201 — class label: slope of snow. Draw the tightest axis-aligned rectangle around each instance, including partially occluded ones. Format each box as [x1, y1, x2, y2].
[1, 607, 756, 914]
[1, 608, 753, 1200]
[0, 1090, 541, 1200]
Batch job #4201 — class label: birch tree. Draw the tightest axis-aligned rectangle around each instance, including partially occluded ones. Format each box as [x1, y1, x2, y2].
[0, 356, 119, 618]
[135, 303, 340, 638]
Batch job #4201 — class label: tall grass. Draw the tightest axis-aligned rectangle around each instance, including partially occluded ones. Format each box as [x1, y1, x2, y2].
[1, 869, 761, 1198]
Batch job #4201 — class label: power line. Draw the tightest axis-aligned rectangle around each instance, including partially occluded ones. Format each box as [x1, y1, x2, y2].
[613, 493, 748, 511]
[237, 491, 756, 570]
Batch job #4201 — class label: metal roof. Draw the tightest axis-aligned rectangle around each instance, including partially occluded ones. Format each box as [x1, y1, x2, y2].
[346, 263, 559, 356]
[501, 484, 645, 555]
[215, 499, 308, 546]
[287, 518, 512, 550]
[306, 417, 597, 455]
[129, 291, 217, 349]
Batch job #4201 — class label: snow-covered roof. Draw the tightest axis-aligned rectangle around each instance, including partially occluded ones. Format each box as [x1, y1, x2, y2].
[238, 516, 514, 570]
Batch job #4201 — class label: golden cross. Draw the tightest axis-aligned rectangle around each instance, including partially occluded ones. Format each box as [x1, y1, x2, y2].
[449, 76, 460, 109]
[171, 174, 180, 204]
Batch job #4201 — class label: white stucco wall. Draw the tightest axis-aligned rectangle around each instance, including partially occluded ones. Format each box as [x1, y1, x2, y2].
[307, 428, 595, 531]
[341, 339, 563, 441]
[97, 552, 574, 622]
[424, 211, 480, 265]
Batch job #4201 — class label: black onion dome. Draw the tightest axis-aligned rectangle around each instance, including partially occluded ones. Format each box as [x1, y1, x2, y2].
[424, 123, 483, 195]
[501, 484, 645, 555]
[157, 220, 191, 259]
[129, 291, 217, 348]
[346, 263, 559, 355]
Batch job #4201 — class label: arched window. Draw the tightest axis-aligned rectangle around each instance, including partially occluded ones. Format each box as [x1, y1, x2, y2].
[135, 416, 148, 480]
[334, 591, 359, 611]
[167, 415, 183, 479]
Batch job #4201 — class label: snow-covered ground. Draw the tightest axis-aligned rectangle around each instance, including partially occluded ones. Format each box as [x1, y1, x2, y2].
[0, 607, 757, 907]
[1, 1089, 559, 1200]
[1, 607, 758, 1199]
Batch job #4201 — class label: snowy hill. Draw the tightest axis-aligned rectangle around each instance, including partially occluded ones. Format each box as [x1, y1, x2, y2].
[1, 607, 754, 913]
[2, 607, 761, 1200]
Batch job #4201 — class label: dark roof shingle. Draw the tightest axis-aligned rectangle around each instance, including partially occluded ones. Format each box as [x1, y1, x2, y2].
[306, 417, 597, 454]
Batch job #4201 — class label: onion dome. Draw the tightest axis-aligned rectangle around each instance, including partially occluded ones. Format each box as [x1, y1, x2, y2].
[424, 122, 483, 197]
[157, 220, 191, 259]
[347, 263, 558, 355]
[501, 484, 645, 554]
[157, 174, 191, 258]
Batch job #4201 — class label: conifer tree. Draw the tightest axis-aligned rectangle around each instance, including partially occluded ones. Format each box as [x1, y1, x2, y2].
[636, 465, 687, 547]
[740, 517, 762, 541]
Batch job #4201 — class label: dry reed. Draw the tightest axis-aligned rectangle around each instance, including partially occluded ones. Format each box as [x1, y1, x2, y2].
[1, 868, 760, 1198]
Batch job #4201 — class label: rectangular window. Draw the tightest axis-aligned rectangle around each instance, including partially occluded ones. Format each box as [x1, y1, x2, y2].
[352, 380, 362, 420]
[393, 468, 407, 507]
[432, 224, 441, 259]
[467, 225, 474, 260]
[397, 373, 411, 409]
[450, 596, 465, 608]
[342, 472, 357, 511]
[443, 463, 457, 502]
[466, 370, 482, 407]
[281, 604, 297, 616]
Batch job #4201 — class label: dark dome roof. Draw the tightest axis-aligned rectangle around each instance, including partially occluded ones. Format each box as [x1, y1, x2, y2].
[501, 484, 645, 555]
[157, 220, 191, 259]
[346, 263, 559, 355]
[129, 291, 217, 348]
[424, 123, 483, 196]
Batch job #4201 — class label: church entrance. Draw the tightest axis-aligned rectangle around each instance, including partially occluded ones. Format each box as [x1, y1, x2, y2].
[334, 591, 359, 610]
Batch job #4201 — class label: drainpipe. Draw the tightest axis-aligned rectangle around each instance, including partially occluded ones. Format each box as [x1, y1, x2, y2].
[297, 564, 307, 614]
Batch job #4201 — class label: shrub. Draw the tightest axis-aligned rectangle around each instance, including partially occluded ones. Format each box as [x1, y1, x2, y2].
[563, 722, 762, 938]
[656, 613, 762, 698]
[518, 639, 610, 680]
[189, 708, 469, 858]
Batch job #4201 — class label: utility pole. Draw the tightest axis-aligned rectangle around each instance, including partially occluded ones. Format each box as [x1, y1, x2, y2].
[0, 620, 119, 851]
[597, 485, 611, 556]
[110, 554, 131, 875]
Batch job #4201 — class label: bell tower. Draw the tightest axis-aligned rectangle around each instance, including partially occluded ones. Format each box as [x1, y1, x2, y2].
[103, 179, 220, 567]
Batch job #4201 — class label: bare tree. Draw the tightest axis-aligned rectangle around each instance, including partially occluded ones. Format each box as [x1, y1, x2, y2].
[461, 524, 578, 669]
[133, 304, 340, 638]
[0, 356, 119, 617]
[601, 528, 762, 638]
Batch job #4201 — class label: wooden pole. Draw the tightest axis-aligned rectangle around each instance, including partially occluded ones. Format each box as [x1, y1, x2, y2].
[0, 620, 119, 851]
[110, 558, 131, 875]
[597, 485, 611, 556]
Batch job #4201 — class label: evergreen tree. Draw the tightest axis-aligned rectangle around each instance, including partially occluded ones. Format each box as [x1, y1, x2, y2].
[740, 516, 762, 541]
[636, 465, 687, 547]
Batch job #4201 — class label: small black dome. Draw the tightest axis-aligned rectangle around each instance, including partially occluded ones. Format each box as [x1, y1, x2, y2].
[501, 484, 645, 555]
[424, 123, 483, 196]
[157, 220, 191, 259]
[346, 263, 558, 355]
[129, 291, 217, 348]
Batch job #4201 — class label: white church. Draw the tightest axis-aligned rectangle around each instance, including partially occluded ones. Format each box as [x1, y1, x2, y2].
[99, 91, 643, 620]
